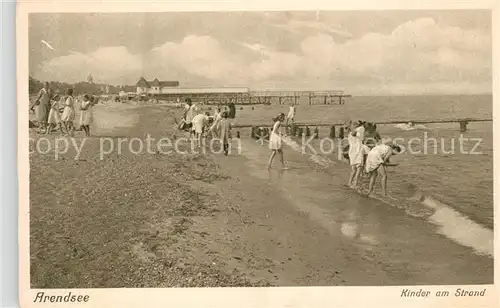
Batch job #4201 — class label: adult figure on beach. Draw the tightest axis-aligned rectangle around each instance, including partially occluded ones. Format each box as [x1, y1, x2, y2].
[61, 88, 76, 137]
[227, 100, 236, 119]
[219, 111, 232, 156]
[31, 82, 53, 133]
[268, 113, 287, 170]
[364, 138, 401, 198]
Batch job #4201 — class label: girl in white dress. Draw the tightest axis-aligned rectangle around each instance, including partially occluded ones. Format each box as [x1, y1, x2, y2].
[79, 94, 94, 137]
[61, 88, 76, 137]
[184, 98, 197, 139]
[191, 112, 209, 147]
[46, 94, 64, 134]
[267, 113, 286, 169]
[364, 138, 401, 198]
[347, 123, 370, 189]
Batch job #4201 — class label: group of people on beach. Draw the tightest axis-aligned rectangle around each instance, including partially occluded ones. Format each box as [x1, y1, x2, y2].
[177, 98, 233, 155]
[30, 82, 97, 137]
[265, 105, 401, 198]
[177, 97, 400, 198]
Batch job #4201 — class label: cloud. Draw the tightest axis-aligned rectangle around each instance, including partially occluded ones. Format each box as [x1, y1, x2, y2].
[149, 35, 241, 83]
[35, 46, 142, 84]
[33, 17, 491, 94]
[255, 17, 491, 91]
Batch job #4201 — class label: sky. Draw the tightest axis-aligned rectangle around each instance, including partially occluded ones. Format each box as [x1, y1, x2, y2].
[29, 11, 492, 95]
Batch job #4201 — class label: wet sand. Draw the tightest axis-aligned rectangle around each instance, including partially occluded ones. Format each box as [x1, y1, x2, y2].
[220, 137, 493, 285]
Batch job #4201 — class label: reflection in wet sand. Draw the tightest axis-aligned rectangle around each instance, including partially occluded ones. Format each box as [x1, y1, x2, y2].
[242, 140, 380, 251]
[240, 136, 493, 259]
[422, 196, 493, 257]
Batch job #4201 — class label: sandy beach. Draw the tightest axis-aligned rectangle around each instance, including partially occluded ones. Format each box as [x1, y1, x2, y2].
[29, 103, 493, 287]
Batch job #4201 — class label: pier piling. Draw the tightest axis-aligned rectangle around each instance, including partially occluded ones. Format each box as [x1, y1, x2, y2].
[459, 120, 469, 132]
[305, 126, 311, 137]
[339, 127, 345, 139]
[330, 126, 336, 139]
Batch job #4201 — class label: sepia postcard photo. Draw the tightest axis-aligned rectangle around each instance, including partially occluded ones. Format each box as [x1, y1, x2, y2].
[17, 1, 498, 307]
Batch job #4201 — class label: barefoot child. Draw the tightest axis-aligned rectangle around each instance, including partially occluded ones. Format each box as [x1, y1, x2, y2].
[79, 94, 94, 137]
[267, 113, 286, 169]
[46, 94, 64, 134]
[347, 124, 370, 189]
[208, 107, 222, 138]
[219, 112, 231, 155]
[365, 139, 402, 198]
[184, 98, 197, 140]
[191, 112, 209, 148]
[61, 88, 76, 137]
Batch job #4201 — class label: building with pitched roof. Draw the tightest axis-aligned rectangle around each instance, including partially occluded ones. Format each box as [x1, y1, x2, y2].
[136, 77, 180, 94]
[135, 76, 250, 103]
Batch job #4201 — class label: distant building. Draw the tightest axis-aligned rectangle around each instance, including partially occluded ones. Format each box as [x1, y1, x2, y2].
[135, 76, 250, 103]
[136, 77, 180, 94]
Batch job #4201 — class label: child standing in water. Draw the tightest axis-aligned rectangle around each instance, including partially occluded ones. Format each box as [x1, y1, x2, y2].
[268, 113, 286, 169]
[347, 124, 370, 189]
[364, 139, 401, 198]
[218, 112, 231, 155]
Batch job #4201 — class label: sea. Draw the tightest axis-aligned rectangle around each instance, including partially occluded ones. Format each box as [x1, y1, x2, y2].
[230, 94, 493, 230]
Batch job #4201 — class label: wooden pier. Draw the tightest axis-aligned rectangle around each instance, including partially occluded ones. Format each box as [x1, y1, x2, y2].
[248, 90, 351, 105]
[152, 89, 351, 105]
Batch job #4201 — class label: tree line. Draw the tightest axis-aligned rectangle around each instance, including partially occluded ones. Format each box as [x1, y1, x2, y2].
[29, 76, 136, 96]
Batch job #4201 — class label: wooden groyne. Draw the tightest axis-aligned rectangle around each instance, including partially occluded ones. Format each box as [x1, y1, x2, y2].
[233, 118, 492, 134]
[248, 90, 352, 105]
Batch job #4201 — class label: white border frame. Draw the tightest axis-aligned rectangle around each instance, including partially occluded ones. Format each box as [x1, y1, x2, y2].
[17, 1, 499, 307]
